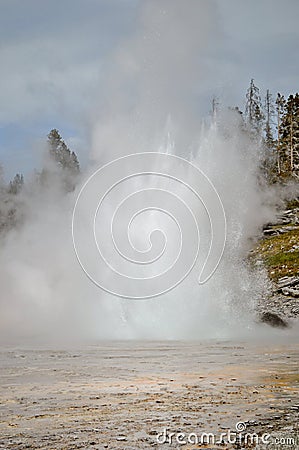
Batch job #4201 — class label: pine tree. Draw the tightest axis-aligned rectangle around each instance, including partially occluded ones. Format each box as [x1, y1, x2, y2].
[47, 129, 80, 175]
[245, 79, 264, 135]
[275, 93, 286, 175]
[211, 96, 219, 123]
[46, 129, 80, 191]
[0, 171, 24, 234]
[0, 164, 4, 186]
[260, 90, 277, 182]
[8, 173, 24, 195]
[264, 90, 275, 148]
[279, 94, 299, 176]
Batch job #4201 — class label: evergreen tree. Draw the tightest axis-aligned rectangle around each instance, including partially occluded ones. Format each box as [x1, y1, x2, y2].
[47, 129, 80, 175]
[245, 79, 264, 135]
[46, 129, 80, 191]
[0, 164, 4, 186]
[8, 173, 24, 195]
[275, 93, 286, 175]
[211, 96, 219, 123]
[279, 94, 299, 176]
[0, 170, 24, 234]
[260, 90, 277, 182]
[264, 90, 275, 149]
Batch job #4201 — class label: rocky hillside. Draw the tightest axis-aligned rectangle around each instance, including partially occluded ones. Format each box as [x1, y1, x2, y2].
[250, 198, 299, 326]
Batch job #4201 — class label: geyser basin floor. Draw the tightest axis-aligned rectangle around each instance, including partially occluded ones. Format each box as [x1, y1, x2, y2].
[0, 341, 298, 449]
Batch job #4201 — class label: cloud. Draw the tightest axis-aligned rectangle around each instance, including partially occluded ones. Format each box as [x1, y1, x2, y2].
[215, 0, 299, 100]
[0, 0, 299, 175]
[1, 0, 298, 130]
[0, 0, 138, 125]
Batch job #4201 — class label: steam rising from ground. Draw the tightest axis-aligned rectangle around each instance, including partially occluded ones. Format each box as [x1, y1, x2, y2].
[0, 119, 275, 342]
[0, 1, 286, 342]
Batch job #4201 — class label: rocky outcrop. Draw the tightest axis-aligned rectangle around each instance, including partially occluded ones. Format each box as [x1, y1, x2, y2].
[254, 201, 299, 327]
[259, 311, 289, 328]
[260, 312, 289, 328]
[277, 275, 299, 289]
[263, 225, 299, 236]
[256, 277, 299, 328]
[263, 207, 299, 228]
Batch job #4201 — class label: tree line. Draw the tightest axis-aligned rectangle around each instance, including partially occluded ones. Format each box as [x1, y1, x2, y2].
[1, 81, 298, 234]
[0, 129, 80, 234]
[213, 79, 299, 181]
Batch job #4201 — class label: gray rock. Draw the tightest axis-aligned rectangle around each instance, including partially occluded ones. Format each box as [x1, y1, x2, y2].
[263, 228, 280, 236]
[282, 287, 299, 297]
[259, 312, 289, 328]
[277, 276, 299, 290]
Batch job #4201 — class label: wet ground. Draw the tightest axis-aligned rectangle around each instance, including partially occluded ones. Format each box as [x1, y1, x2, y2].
[0, 340, 298, 449]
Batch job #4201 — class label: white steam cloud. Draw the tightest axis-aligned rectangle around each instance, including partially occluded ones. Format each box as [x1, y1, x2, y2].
[0, 1, 286, 343]
[90, 0, 220, 162]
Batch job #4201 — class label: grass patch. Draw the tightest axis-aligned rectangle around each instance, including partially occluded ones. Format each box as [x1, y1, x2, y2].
[251, 228, 299, 281]
[266, 251, 299, 266]
[286, 198, 299, 209]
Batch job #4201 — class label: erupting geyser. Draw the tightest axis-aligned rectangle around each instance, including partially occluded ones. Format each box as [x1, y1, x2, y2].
[0, 0, 278, 342]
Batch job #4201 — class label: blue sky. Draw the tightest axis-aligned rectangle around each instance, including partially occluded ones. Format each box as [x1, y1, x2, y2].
[0, 0, 298, 180]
